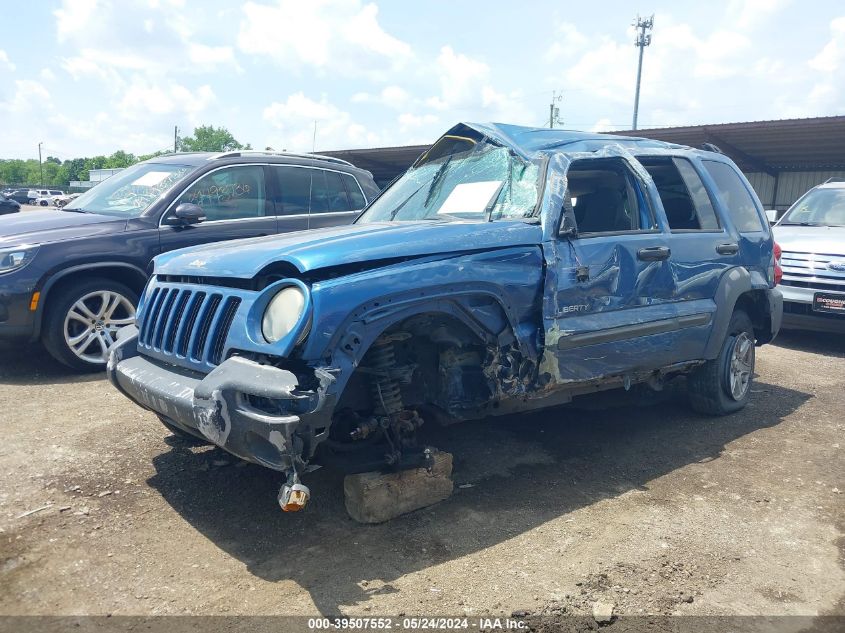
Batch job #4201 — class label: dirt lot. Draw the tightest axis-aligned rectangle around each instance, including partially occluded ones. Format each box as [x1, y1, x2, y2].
[0, 331, 843, 624]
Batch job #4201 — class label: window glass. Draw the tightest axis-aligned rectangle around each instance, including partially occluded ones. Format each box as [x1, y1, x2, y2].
[323, 170, 352, 212]
[308, 169, 330, 214]
[64, 162, 193, 218]
[357, 135, 540, 223]
[780, 188, 845, 227]
[567, 159, 654, 234]
[176, 165, 266, 221]
[702, 161, 762, 232]
[275, 167, 311, 214]
[342, 173, 367, 209]
[638, 157, 720, 230]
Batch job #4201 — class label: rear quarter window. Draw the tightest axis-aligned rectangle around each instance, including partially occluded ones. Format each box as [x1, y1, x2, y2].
[702, 161, 763, 232]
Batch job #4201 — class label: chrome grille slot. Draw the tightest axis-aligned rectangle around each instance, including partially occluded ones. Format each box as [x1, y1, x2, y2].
[162, 290, 190, 354]
[152, 289, 178, 350]
[190, 294, 223, 362]
[781, 251, 845, 290]
[210, 297, 241, 365]
[136, 282, 246, 371]
[177, 291, 206, 357]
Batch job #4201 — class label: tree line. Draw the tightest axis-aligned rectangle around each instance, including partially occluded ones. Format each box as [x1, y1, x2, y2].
[0, 125, 249, 189]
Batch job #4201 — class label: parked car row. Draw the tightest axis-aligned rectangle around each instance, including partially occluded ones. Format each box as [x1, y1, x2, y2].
[2, 187, 69, 206]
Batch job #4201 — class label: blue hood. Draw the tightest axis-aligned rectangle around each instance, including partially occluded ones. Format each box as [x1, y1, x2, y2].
[155, 221, 543, 279]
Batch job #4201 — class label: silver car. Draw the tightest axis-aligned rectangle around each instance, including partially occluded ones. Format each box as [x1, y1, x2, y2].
[773, 180, 845, 332]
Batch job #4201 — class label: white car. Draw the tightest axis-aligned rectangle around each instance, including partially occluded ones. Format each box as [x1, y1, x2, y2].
[31, 189, 67, 206]
[773, 179, 845, 333]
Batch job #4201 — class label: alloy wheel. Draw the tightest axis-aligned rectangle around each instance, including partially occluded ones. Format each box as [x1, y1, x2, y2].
[63, 290, 136, 364]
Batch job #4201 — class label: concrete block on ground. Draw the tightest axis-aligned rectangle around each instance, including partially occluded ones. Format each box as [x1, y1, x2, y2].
[343, 451, 453, 523]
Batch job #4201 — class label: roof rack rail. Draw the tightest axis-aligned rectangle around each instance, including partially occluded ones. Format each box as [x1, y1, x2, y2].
[699, 142, 723, 154]
[823, 177, 845, 184]
[207, 149, 353, 166]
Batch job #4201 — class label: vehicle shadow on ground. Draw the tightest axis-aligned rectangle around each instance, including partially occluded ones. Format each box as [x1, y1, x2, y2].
[147, 380, 810, 616]
[0, 344, 103, 386]
[773, 330, 845, 358]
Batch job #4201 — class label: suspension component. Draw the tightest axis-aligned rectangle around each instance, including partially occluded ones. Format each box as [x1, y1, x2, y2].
[367, 338, 404, 416]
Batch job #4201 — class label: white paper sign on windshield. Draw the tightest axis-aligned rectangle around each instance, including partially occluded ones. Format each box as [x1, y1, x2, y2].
[437, 181, 503, 215]
[132, 171, 172, 187]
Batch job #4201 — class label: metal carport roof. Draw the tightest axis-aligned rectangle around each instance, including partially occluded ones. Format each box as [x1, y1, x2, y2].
[322, 116, 845, 185]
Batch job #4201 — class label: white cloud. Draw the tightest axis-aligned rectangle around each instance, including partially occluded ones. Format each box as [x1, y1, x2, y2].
[728, 0, 792, 30]
[263, 92, 380, 151]
[0, 49, 15, 72]
[398, 112, 438, 130]
[118, 78, 216, 121]
[238, 0, 411, 77]
[0, 80, 52, 114]
[39, 68, 56, 81]
[545, 22, 589, 62]
[426, 46, 529, 123]
[809, 16, 845, 73]
[351, 85, 410, 109]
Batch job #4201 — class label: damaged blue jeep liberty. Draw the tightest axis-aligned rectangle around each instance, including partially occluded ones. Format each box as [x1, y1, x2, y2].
[109, 123, 783, 513]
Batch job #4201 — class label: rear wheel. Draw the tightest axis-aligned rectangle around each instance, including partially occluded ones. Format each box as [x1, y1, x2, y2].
[42, 277, 138, 371]
[688, 309, 755, 415]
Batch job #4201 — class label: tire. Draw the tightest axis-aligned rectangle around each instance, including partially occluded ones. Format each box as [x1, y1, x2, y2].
[157, 415, 211, 446]
[39, 200, 49, 206]
[42, 277, 139, 372]
[688, 309, 756, 415]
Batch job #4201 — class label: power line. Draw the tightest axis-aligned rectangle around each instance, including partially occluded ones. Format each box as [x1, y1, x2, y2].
[632, 14, 654, 131]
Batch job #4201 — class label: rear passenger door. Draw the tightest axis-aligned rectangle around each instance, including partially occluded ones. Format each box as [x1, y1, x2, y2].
[699, 160, 771, 285]
[272, 166, 363, 232]
[637, 155, 735, 359]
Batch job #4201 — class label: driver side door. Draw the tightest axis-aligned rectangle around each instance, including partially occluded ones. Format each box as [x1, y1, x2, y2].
[158, 165, 278, 255]
[545, 156, 682, 382]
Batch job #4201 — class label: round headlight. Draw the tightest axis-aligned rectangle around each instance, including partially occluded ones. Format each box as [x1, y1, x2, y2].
[262, 286, 306, 343]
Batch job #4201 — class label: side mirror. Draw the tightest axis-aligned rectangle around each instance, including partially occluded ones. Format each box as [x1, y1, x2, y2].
[171, 203, 206, 226]
[765, 210, 778, 225]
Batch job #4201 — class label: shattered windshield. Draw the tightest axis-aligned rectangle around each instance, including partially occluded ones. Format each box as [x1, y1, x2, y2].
[780, 188, 845, 227]
[64, 162, 193, 218]
[357, 136, 540, 223]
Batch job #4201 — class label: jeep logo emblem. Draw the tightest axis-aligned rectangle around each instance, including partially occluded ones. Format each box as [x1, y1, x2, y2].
[828, 261, 845, 272]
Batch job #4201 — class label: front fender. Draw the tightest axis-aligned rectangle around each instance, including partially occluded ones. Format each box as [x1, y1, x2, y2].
[300, 247, 545, 395]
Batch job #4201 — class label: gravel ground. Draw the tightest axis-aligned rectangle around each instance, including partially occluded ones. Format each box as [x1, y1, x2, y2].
[0, 331, 842, 624]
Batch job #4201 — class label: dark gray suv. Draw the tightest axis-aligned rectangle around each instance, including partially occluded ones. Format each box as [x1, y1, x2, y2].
[0, 151, 379, 370]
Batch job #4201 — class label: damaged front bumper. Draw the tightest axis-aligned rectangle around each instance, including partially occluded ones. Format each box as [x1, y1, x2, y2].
[107, 326, 334, 471]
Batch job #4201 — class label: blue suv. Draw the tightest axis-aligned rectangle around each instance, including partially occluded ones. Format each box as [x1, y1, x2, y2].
[108, 123, 782, 513]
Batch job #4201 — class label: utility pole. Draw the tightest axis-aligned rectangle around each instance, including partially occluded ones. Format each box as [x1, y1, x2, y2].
[632, 14, 654, 131]
[38, 142, 44, 187]
[174, 125, 179, 152]
[548, 90, 562, 128]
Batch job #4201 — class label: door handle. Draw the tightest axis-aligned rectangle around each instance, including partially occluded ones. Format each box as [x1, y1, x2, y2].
[716, 242, 739, 255]
[637, 246, 671, 261]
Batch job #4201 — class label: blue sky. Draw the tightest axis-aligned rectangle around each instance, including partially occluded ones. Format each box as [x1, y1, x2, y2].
[1, 0, 844, 160]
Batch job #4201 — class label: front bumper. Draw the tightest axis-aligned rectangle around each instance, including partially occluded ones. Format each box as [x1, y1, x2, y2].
[107, 326, 335, 471]
[779, 284, 845, 332]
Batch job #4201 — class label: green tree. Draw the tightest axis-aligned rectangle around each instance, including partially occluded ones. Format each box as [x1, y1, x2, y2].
[179, 125, 250, 152]
[105, 150, 137, 168]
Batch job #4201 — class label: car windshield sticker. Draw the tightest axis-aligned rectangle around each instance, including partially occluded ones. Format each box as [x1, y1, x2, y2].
[438, 180, 503, 215]
[132, 171, 173, 187]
